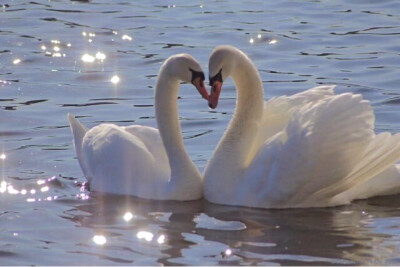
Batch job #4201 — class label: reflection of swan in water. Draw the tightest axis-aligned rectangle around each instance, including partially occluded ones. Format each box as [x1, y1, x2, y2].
[204, 45, 400, 209]
[69, 54, 208, 201]
[65, 192, 400, 265]
[202, 195, 400, 265]
[67, 193, 203, 265]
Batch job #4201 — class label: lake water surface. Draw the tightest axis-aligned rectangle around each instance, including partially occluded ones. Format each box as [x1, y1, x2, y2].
[2, 0, 400, 265]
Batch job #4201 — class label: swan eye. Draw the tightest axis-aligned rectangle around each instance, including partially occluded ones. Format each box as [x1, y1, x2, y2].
[209, 68, 223, 86]
[189, 68, 205, 83]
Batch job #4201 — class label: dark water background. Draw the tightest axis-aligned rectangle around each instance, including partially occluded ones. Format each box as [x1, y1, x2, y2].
[1, 0, 400, 265]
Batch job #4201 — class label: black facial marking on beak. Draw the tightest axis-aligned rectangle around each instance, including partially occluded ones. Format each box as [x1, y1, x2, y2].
[209, 68, 223, 86]
[189, 68, 205, 84]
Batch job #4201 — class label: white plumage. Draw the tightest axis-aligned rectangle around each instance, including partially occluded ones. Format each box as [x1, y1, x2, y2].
[204, 45, 400, 208]
[69, 54, 206, 201]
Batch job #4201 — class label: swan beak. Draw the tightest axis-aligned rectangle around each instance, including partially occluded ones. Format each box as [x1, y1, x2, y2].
[192, 77, 209, 100]
[208, 81, 222, 109]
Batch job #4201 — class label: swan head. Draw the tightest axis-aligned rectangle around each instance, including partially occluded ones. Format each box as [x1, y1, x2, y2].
[208, 45, 238, 109]
[165, 53, 208, 100]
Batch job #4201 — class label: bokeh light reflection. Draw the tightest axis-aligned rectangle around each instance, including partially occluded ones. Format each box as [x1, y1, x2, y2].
[157, 234, 166, 244]
[81, 54, 95, 63]
[110, 75, 120, 84]
[136, 231, 153, 242]
[95, 52, 106, 61]
[0, 181, 7, 193]
[123, 212, 134, 222]
[40, 186, 49, 192]
[269, 39, 277, 45]
[7, 185, 19, 195]
[221, 248, 233, 258]
[121, 34, 132, 41]
[92, 235, 107, 245]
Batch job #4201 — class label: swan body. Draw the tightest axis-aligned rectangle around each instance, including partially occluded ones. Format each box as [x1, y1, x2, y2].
[69, 54, 208, 200]
[204, 45, 400, 208]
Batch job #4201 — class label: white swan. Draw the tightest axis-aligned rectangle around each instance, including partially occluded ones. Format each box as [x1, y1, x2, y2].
[204, 45, 400, 208]
[69, 54, 209, 200]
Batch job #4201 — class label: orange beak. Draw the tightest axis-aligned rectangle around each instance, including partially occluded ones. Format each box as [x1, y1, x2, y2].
[192, 77, 209, 101]
[208, 81, 222, 109]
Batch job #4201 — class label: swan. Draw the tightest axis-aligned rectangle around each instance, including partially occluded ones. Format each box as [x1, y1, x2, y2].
[68, 53, 209, 200]
[204, 45, 400, 208]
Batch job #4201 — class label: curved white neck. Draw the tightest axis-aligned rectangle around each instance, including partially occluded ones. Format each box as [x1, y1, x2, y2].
[154, 66, 195, 179]
[206, 51, 264, 175]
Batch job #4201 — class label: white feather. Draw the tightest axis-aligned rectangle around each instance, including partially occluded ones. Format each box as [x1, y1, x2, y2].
[204, 45, 400, 208]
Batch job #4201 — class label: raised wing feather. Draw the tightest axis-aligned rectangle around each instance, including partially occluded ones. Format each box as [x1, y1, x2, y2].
[250, 93, 378, 208]
[125, 125, 169, 174]
[82, 124, 169, 196]
[248, 86, 335, 164]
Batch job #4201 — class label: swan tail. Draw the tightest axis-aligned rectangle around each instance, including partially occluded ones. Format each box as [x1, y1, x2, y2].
[316, 132, 400, 204]
[68, 113, 90, 180]
[340, 164, 400, 200]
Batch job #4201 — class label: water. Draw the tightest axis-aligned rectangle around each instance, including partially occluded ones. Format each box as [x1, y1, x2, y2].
[1, 0, 400, 265]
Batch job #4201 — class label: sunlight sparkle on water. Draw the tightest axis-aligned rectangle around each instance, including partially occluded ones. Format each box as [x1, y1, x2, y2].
[137, 231, 153, 242]
[0, 153, 6, 160]
[123, 212, 134, 222]
[7, 185, 19, 195]
[221, 248, 233, 258]
[40, 45, 46, 50]
[93, 235, 107, 245]
[269, 39, 277, 45]
[76, 193, 90, 200]
[40, 186, 49, 192]
[121, 34, 132, 41]
[157, 234, 166, 244]
[110, 75, 120, 84]
[95, 52, 106, 61]
[249, 38, 254, 44]
[53, 46, 60, 52]
[81, 54, 95, 63]
[13, 59, 21, 65]
[0, 181, 7, 193]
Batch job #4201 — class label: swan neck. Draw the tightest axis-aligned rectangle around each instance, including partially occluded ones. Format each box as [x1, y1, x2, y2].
[216, 52, 264, 168]
[155, 70, 192, 173]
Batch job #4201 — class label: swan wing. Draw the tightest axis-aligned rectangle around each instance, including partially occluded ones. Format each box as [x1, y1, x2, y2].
[250, 86, 335, 160]
[249, 92, 397, 208]
[125, 125, 169, 174]
[82, 124, 169, 196]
